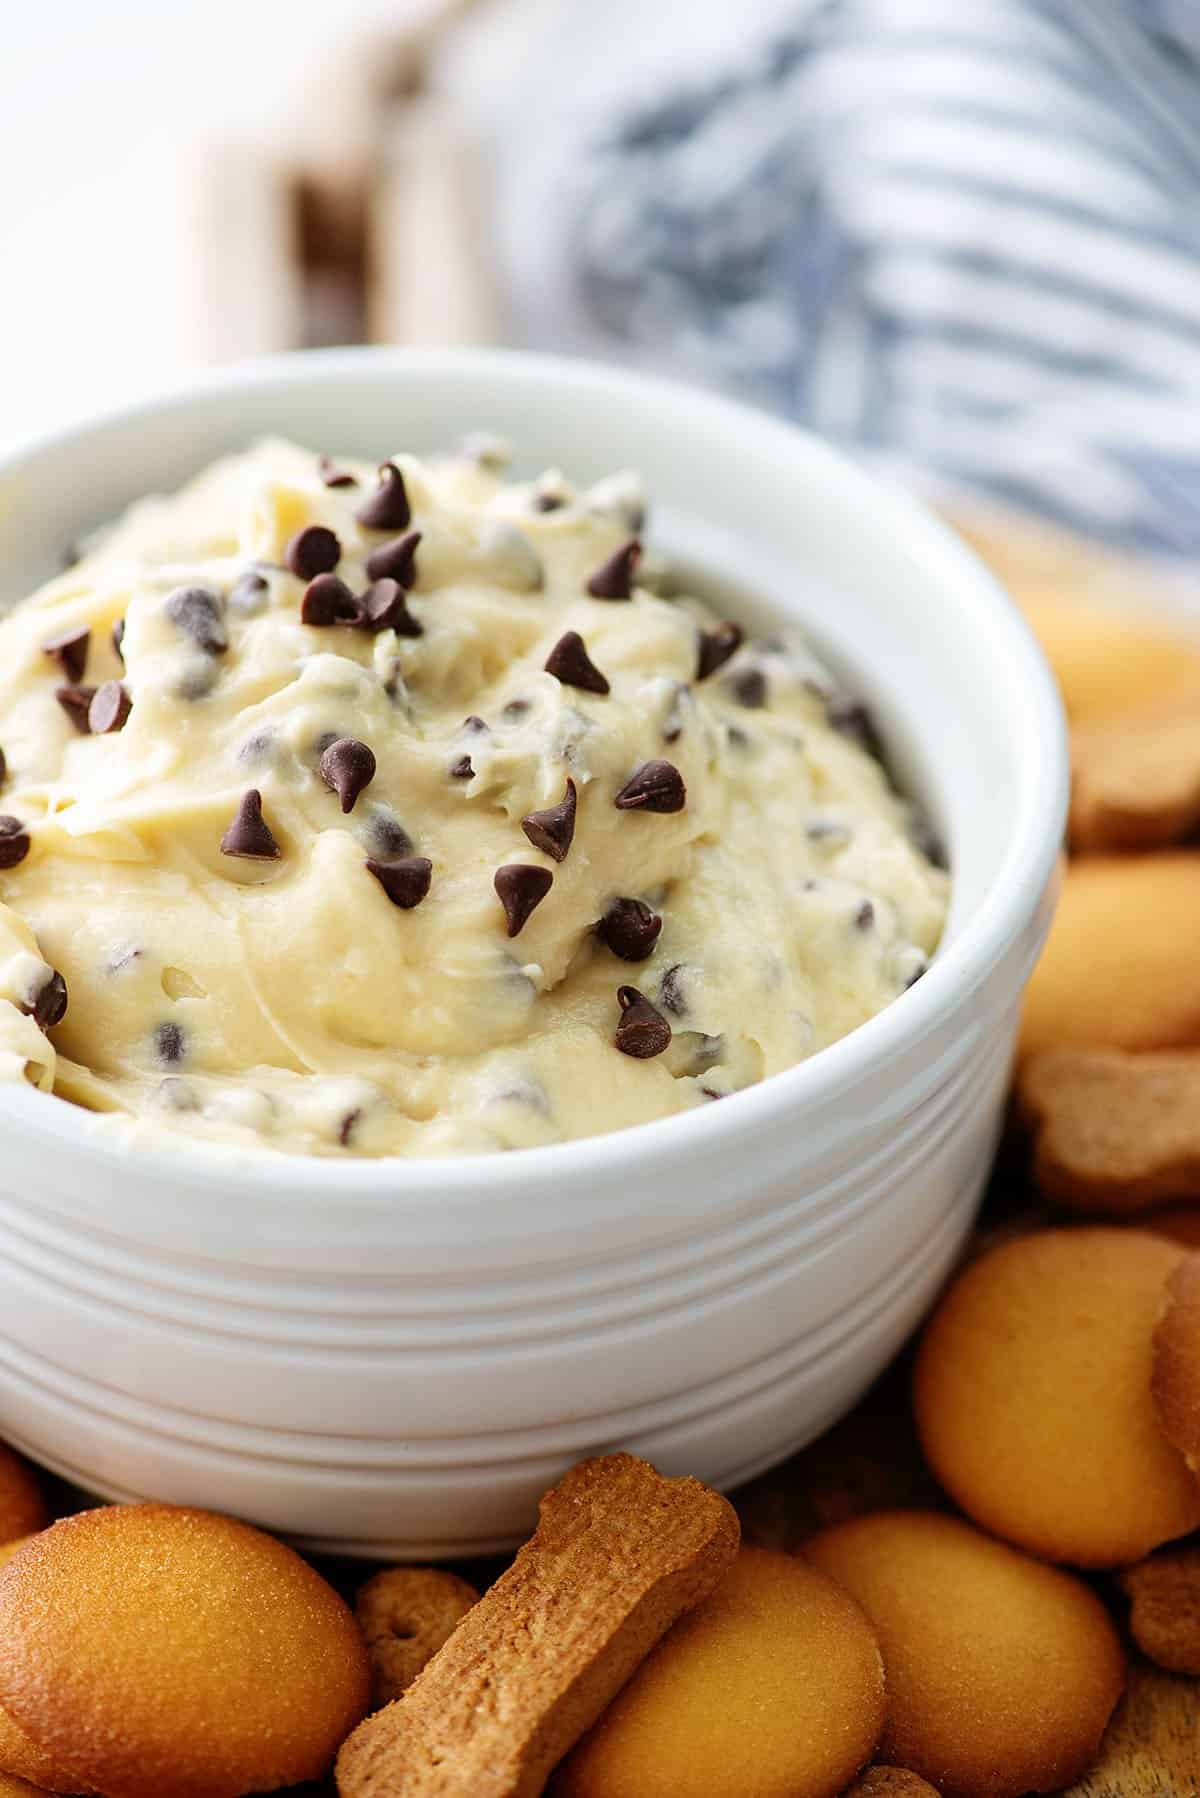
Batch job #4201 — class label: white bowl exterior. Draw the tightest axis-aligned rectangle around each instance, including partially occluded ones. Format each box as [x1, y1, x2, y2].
[0, 351, 1066, 1555]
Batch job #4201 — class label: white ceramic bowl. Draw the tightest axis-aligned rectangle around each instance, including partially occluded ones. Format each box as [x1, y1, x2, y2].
[0, 349, 1066, 1558]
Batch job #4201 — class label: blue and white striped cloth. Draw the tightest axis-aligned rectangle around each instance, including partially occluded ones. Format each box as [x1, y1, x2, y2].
[557, 0, 1200, 558]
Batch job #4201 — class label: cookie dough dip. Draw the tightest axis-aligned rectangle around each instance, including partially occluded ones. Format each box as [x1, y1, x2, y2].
[0, 438, 947, 1157]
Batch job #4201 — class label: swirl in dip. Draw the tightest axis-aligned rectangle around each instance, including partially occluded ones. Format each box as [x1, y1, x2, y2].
[0, 439, 947, 1156]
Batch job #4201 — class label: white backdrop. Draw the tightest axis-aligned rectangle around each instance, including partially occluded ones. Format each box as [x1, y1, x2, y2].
[0, 0, 796, 452]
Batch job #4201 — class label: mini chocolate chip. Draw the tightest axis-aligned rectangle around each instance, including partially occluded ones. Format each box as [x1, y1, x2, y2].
[463, 714, 489, 734]
[111, 618, 126, 661]
[614, 759, 686, 813]
[338, 1108, 361, 1146]
[285, 526, 340, 581]
[855, 900, 875, 931]
[166, 585, 228, 655]
[532, 490, 566, 513]
[365, 530, 421, 586]
[502, 699, 531, 722]
[88, 681, 131, 735]
[614, 985, 671, 1058]
[450, 755, 474, 780]
[544, 630, 610, 695]
[43, 626, 90, 684]
[696, 622, 744, 681]
[356, 462, 411, 531]
[30, 969, 68, 1029]
[365, 855, 432, 909]
[658, 964, 689, 1017]
[55, 684, 97, 733]
[729, 667, 767, 709]
[828, 696, 883, 759]
[155, 1021, 185, 1065]
[220, 789, 280, 860]
[320, 737, 376, 813]
[586, 538, 641, 600]
[362, 578, 421, 637]
[914, 821, 948, 869]
[0, 818, 29, 869]
[301, 573, 363, 627]
[228, 570, 269, 615]
[598, 898, 662, 962]
[318, 455, 357, 488]
[522, 779, 577, 863]
[368, 810, 413, 858]
[494, 864, 552, 937]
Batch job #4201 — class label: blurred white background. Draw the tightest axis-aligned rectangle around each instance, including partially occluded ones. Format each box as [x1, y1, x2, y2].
[1, 0, 796, 453]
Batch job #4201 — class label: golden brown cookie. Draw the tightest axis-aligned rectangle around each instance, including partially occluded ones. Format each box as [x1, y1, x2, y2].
[0, 1772, 58, 1798]
[1152, 1250, 1200, 1474]
[336, 1454, 740, 1798]
[914, 1228, 1200, 1565]
[0, 1503, 370, 1798]
[950, 512, 1200, 725]
[0, 1701, 93, 1796]
[550, 1547, 885, 1798]
[0, 1448, 45, 1546]
[0, 1538, 33, 1573]
[1116, 1544, 1200, 1675]
[804, 1511, 1125, 1798]
[1019, 1047, 1200, 1213]
[1060, 1660, 1199, 1798]
[842, 1771, 941, 1798]
[1069, 693, 1200, 853]
[1020, 855, 1200, 1061]
[356, 1567, 479, 1710]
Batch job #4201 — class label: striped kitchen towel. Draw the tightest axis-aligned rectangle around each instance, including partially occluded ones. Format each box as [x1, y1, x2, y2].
[559, 0, 1200, 558]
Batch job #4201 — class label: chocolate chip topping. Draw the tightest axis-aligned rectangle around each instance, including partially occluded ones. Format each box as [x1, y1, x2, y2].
[696, 622, 744, 681]
[827, 696, 883, 760]
[614, 759, 686, 813]
[228, 570, 269, 615]
[365, 855, 433, 909]
[598, 897, 663, 962]
[365, 530, 421, 586]
[154, 1021, 185, 1065]
[220, 789, 281, 860]
[544, 631, 610, 695]
[658, 964, 689, 1017]
[166, 585, 228, 655]
[111, 618, 126, 662]
[285, 525, 342, 580]
[368, 811, 414, 858]
[29, 969, 68, 1030]
[463, 714, 489, 734]
[43, 626, 90, 684]
[88, 680, 131, 734]
[729, 667, 768, 709]
[0, 818, 30, 870]
[855, 899, 875, 932]
[318, 455, 357, 488]
[362, 578, 422, 637]
[494, 863, 553, 937]
[55, 684, 97, 733]
[450, 755, 474, 780]
[320, 736, 376, 813]
[586, 538, 641, 600]
[521, 779, 577, 863]
[301, 573, 364, 628]
[356, 462, 411, 531]
[614, 985, 671, 1058]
